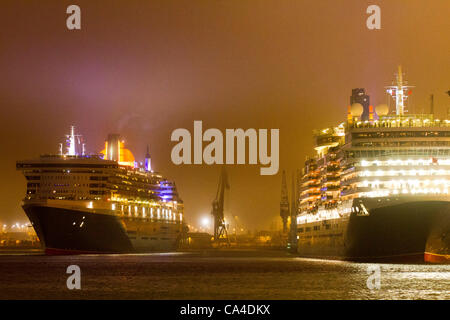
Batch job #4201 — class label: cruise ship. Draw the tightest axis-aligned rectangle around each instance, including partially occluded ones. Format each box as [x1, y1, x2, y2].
[291, 66, 450, 263]
[17, 128, 185, 255]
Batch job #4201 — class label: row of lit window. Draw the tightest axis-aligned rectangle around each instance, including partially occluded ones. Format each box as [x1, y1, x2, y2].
[351, 119, 450, 129]
[109, 203, 183, 222]
[353, 141, 450, 148]
[359, 188, 448, 198]
[359, 178, 449, 188]
[348, 149, 450, 158]
[358, 169, 450, 177]
[359, 159, 450, 167]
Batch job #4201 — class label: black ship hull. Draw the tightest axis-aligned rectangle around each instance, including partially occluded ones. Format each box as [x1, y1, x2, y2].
[297, 200, 450, 263]
[24, 205, 182, 255]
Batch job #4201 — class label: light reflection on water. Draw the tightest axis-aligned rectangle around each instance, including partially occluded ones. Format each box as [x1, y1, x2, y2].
[0, 250, 448, 299]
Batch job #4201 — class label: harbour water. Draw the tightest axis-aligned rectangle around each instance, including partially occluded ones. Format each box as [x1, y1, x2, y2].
[0, 250, 448, 300]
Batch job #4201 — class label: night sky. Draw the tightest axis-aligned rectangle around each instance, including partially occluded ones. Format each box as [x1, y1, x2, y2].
[0, 1, 449, 230]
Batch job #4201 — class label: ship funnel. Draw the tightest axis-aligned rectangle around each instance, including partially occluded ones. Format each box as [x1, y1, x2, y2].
[105, 134, 121, 162]
[102, 134, 135, 166]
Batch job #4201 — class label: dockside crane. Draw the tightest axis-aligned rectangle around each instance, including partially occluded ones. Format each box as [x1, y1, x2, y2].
[280, 170, 290, 233]
[211, 167, 230, 245]
[288, 171, 298, 253]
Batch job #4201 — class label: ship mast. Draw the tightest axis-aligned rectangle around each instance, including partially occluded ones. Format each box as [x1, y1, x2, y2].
[386, 65, 414, 116]
[68, 126, 76, 155]
[396, 65, 405, 115]
[63, 126, 83, 156]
